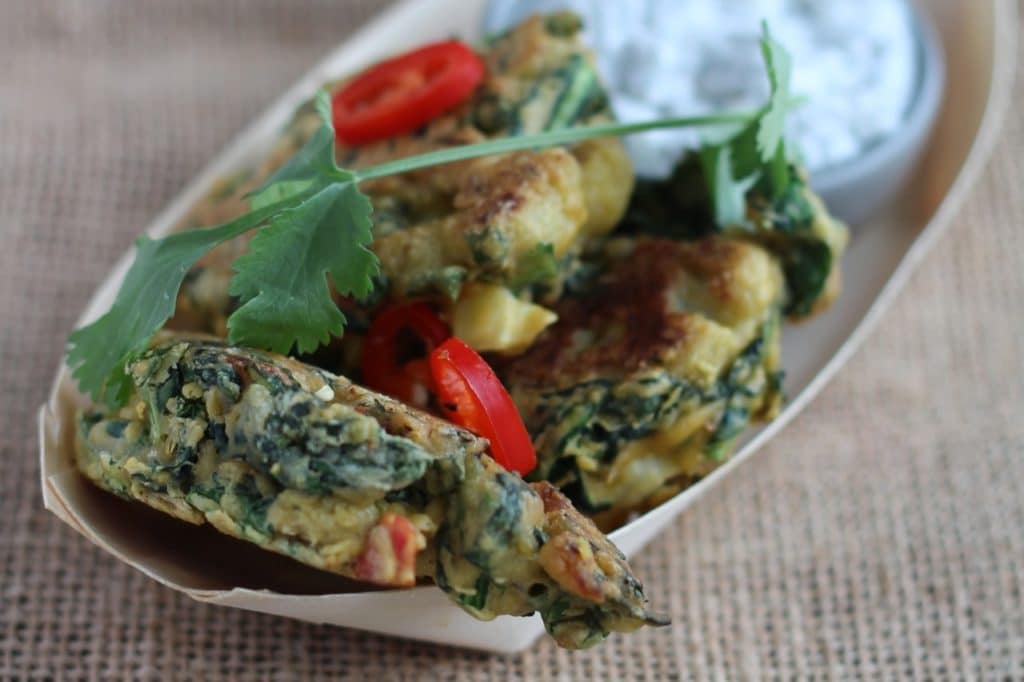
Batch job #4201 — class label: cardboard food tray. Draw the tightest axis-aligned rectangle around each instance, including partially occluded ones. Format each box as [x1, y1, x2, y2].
[38, 0, 1016, 653]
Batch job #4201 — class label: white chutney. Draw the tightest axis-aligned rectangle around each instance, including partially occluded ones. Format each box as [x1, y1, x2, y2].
[484, 0, 918, 178]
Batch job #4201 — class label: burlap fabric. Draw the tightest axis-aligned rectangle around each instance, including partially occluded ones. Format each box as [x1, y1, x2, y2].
[2, 1, 1021, 679]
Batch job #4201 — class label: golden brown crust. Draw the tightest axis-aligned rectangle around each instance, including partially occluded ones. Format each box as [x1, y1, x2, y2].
[534, 482, 622, 603]
[482, 14, 587, 83]
[502, 238, 699, 383]
[572, 137, 635, 238]
[502, 235, 785, 387]
[372, 148, 585, 296]
[673, 237, 758, 307]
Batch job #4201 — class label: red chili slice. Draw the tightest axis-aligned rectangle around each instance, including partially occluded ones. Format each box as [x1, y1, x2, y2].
[361, 302, 450, 406]
[352, 512, 424, 587]
[332, 40, 485, 145]
[429, 337, 537, 476]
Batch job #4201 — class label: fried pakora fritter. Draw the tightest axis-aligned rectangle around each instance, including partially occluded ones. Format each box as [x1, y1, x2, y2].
[501, 236, 785, 527]
[76, 339, 666, 648]
[175, 12, 630, 325]
[171, 13, 632, 361]
[621, 154, 848, 318]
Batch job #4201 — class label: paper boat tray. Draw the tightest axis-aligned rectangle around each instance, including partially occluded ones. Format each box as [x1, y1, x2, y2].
[38, 0, 1015, 653]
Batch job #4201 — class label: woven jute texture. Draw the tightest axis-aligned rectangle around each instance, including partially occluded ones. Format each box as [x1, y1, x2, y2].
[2, 1, 1022, 679]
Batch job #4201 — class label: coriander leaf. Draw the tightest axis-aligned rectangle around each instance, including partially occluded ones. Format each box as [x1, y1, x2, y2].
[251, 179, 316, 210]
[700, 144, 759, 228]
[353, 111, 759, 181]
[227, 180, 378, 354]
[702, 23, 795, 224]
[249, 92, 352, 210]
[768, 138, 790, 200]
[251, 93, 342, 191]
[728, 24, 792, 180]
[724, 121, 761, 182]
[68, 85, 773, 407]
[756, 22, 793, 165]
[230, 88, 380, 354]
[67, 205, 285, 406]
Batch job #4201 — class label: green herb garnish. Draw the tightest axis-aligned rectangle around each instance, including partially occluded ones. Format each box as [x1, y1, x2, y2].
[68, 28, 796, 407]
[226, 94, 378, 354]
[700, 22, 797, 227]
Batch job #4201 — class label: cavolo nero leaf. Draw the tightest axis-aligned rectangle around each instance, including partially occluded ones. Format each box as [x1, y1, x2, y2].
[780, 238, 833, 317]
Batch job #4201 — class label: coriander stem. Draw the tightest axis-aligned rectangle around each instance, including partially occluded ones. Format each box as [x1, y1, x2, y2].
[353, 112, 757, 182]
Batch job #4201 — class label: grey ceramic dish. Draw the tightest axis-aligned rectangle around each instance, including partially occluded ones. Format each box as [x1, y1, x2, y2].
[811, 4, 946, 225]
[482, 0, 946, 225]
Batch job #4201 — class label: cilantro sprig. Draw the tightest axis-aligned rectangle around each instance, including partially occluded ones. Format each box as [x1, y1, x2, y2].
[699, 22, 796, 227]
[68, 28, 797, 408]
